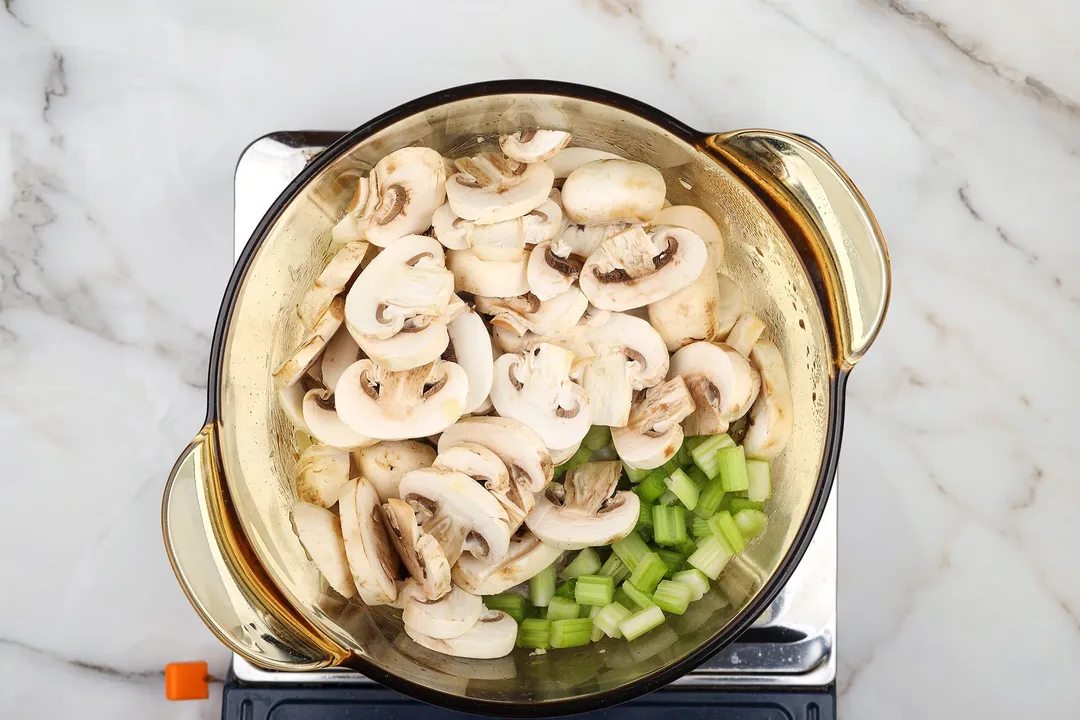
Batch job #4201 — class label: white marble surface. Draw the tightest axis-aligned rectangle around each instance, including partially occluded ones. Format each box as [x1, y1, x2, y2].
[1, 0, 1077, 717]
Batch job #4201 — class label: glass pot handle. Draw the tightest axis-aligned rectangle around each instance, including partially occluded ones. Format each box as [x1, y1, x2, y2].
[162, 425, 345, 671]
[704, 130, 891, 369]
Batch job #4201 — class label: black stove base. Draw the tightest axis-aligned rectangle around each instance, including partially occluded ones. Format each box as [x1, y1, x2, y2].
[221, 670, 835, 720]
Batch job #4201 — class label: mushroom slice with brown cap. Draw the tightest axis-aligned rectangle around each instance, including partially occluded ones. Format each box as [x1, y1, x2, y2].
[335, 360, 468, 441]
[726, 313, 766, 357]
[576, 312, 670, 427]
[297, 241, 369, 328]
[453, 527, 563, 595]
[403, 583, 483, 640]
[302, 388, 378, 450]
[742, 340, 794, 460]
[352, 321, 450, 371]
[561, 159, 665, 225]
[430, 203, 471, 250]
[490, 343, 592, 451]
[445, 311, 494, 415]
[446, 152, 555, 225]
[554, 222, 629, 259]
[547, 147, 625, 179]
[382, 497, 451, 601]
[354, 147, 448, 248]
[398, 468, 511, 567]
[434, 442, 531, 530]
[499, 129, 572, 163]
[320, 328, 365, 392]
[405, 609, 517, 660]
[527, 241, 582, 301]
[291, 502, 357, 598]
[339, 478, 399, 605]
[525, 461, 640, 550]
[438, 416, 553, 494]
[446, 249, 531, 297]
[278, 381, 311, 433]
[580, 226, 708, 311]
[354, 440, 437, 502]
[475, 286, 588, 338]
[331, 173, 376, 245]
[668, 341, 761, 436]
[294, 444, 351, 507]
[648, 205, 725, 270]
[344, 235, 454, 341]
[273, 297, 345, 387]
[612, 377, 697, 470]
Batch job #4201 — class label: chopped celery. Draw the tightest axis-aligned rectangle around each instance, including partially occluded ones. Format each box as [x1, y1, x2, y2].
[671, 568, 710, 601]
[517, 618, 552, 649]
[692, 515, 712, 538]
[728, 497, 765, 513]
[688, 535, 733, 580]
[530, 564, 556, 607]
[612, 532, 650, 571]
[657, 489, 679, 506]
[588, 604, 605, 642]
[569, 443, 593, 466]
[691, 434, 735, 478]
[674, 441, 694, 467]
[653, 579, 693, 615]
[550, 618, 593, 648]
[660, 458, 680, 477]
[555, 579, 577, 599]
[623, 462, 650, 483]
[619, 605, 666, 641]
[686, 465, 710, 489]
[546, 596, 580, 621]
[745, 459, 771, 502]
[695, 473, 727, 519]
[652, 505, 687, 547]
[483, 594, 527, 623]
[584, 426, 612, 451]
[685, 436, 708, 450]
[716, 446, 749, 492]
[665, 468, 699, 511]
[654, 548, 685, 577]
[635, 503, 655, 538]
[733, 509, 768, 540]
[709, 511, 746, 553]
[613, 587, 636, 611]
[676, 538, 700, 558]
[620, 580, 656, 608]
[629, 552, 666, 593]
[575, 575, 616, 607]
[593, 601, 632, 639]
[561, 547, 602, 579]
[634, 471, 668, 503]
[599, 554, 630, 585]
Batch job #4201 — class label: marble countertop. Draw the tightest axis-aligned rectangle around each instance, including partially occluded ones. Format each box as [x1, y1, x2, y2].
[2, 0, 1077, 717]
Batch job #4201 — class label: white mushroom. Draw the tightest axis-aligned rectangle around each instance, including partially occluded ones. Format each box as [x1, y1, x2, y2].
[649, 205, 725, 271]
[335, 360, 468, 441]
[576, 312, 669, 427]
[294, 444, 351, 507]
[446, 152, 554, 225]
[430, 203, 471, 250]
[527, 241, 581, 301]
[475, 286, 588, 338]
[547, 147, 624, 179]
[272, 298, 344, 387]
[438, 416, 553, 494]
[351, 321, 450, 371]
[404, 609, 517, 660]
[297, 241, 369, 328]
[434, 442, 531, 530]
[435, 199, 563, 259]
[382, 497, 451, 601]
[331, 173, 374, 246]
[579, 226, 707, 311]
[277, 381, 310, 433]
[390, 577, 426, 611]
[612, 377, 697, 470]
[549, 442, 581, 465]
[453, 528, 563, 596]
[499, 129, 572, 163]
[302, 388, 378, 450]
[561, 159, 665, 225]
[354, 440, 437, 502]
[668, 341, 761, 436]
[446, 249, 531, 297]
[525, 461, 640, 550]
[320, 328, 365, 392]
[445, 310, 494, 415]
[398, 468, 511, 566]
[339, 478, 399, 605]
[726, 313, 766, 357]
[490, 343, 592, 451]
[291, 502, 357, 598]
[742, 340, 794, 460]
[403, 584, 483, 640]
[465, 219, 526, 262]
[553, 222, 629, 258]
[344, 235, 454, 341]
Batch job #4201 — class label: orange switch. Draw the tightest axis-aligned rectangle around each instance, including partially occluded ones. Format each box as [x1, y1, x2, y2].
[165, 661, 209, 700]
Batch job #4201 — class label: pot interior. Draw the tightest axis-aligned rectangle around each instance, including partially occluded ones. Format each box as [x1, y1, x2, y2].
[215, 90, 833, 709]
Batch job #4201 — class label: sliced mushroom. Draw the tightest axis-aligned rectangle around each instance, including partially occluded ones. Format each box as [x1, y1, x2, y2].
[580, 226, 707, 311]
[446, 152, 554, 225]
[382, 497, 451, 601]
[475, 286, 588, 338]
[344, 235, 454, 341]
[273, 297, 345, 387]
[320, 328, 365, 392]
[445, 310, 495, 415]
[278, 381, 310, 433]
[726, 313, 766, 357]
[453, 528, 563, 595]
[668, 341, 761, 436]
[648, 205, 725, 271]
[403, 584, 483, 640]
[547, 147, 624, 179]
[352, 321, 451, 371]
[294, 444, 351, 507]
[576, 312, 670, 427]
[398, 468, 511, 566]
[553, 222, 629, 259]
[291, 502, 357, 598]
[335, 360, 468, 441]
[331, 173, 375, 245]
[438, 416, 553, 494]
[490, 343, 592, 451]
[404, 609, 517, 660]
[527, 240, 581, 301]
[525, 461, 640, 550]
[742, 340, 794, 460]
[390, 577, 426, 610]
[354, 440, 437, 502]
[434, 442, 531, 530]
[561, 159, 665, 225]
[612, 377, 697, 470]
[430, 203, 471, 250]
[297, 241, 369, 328]
[339, 478, 399, 605]
[446, 249, 531, 297]
[302, 388, 378, 450]
[347, 148, 447, 247]
[499, 129, 572, 163]
[550, 441, 581, 466]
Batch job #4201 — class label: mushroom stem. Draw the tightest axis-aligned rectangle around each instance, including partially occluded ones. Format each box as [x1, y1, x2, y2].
[422, 512, 470, 566]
